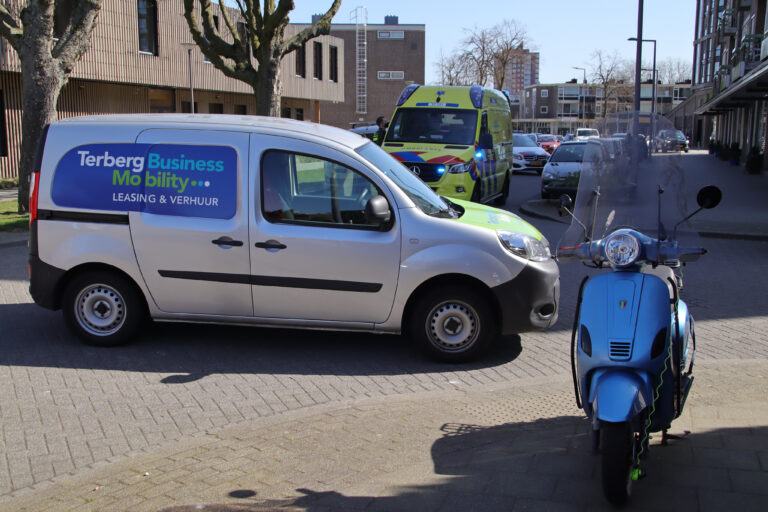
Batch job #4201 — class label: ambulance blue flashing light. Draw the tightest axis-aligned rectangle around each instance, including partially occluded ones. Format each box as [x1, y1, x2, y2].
[469, 85, 484, 109]
[396, 84, 421, 106]
[475, 150, 484, 159]
[437, 166, 446, 174]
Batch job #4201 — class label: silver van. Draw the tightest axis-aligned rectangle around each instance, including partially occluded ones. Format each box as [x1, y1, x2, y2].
[29, 115, 559, 362]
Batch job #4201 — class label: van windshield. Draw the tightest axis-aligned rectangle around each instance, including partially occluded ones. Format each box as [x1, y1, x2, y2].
[357, 142, 455, 217]
[385, 108, 478, 145]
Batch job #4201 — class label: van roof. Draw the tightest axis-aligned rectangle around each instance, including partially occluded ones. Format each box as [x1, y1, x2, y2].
[54, 114, 368, 149]
[399, 85, 510, 110]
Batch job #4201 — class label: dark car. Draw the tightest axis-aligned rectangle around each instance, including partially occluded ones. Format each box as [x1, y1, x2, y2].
[654, 129, 689, 153]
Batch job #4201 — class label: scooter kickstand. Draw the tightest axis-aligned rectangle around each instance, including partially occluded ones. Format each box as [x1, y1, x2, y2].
[661, 429, 691, 445]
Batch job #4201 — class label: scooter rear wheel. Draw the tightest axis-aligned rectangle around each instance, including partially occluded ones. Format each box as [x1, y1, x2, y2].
[601, 421, 634, 506]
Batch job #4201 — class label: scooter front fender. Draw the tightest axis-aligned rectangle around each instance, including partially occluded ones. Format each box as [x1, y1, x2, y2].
[589, 370, 654, 423]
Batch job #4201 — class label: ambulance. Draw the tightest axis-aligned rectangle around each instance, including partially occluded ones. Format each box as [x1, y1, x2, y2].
[382, 85, 514, 205]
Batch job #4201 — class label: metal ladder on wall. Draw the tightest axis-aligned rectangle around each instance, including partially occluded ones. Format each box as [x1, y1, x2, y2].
[351, 6, 368, 117]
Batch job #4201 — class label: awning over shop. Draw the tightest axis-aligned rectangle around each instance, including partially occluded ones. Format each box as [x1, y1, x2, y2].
[695, 59, 768, 115]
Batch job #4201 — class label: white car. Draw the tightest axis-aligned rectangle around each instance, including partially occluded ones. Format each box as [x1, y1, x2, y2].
[512, 133, 550, 175]
[540, 141, 586, 199]
[574, 128, 600, 141]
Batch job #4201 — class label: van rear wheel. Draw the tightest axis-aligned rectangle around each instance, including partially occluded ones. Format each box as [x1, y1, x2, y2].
[63, 270, 145, 346]
[408, 285, 496, 363]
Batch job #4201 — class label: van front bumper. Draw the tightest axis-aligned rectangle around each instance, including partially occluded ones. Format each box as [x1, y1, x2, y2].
[491, 258, 560, 335]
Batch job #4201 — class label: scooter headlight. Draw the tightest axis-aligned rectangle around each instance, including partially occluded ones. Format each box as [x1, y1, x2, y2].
[604, 231, 640, 267]
[498, 231, 551, 262]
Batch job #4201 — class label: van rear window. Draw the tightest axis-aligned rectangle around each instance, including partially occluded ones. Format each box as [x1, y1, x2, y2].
[50, 143, 237, 219]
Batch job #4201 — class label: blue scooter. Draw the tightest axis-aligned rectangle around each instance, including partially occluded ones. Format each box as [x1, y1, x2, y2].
[556, 116, 721, 505]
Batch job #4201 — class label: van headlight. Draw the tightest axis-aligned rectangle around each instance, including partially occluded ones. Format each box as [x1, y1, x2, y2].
[498, 231, 551, 261]
[604, 231, 640, 267]
[448, 161, 473, 174]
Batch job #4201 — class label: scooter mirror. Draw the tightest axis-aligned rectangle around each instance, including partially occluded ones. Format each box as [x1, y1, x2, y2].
[558, 194, 573, 217]
[696, 185, 722, 210]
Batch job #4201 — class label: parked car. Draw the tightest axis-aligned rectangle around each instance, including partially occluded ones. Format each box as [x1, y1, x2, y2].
[350, 124, 377, 140]
[654, 129, 689, 152]
[575, 128, 600, 141]
[536, 134, 560, 154]
[512, 133, 550, 174]
[540, 140, 610, 199]
[555, 134, 565, 143]
[540, 141, 586, 199]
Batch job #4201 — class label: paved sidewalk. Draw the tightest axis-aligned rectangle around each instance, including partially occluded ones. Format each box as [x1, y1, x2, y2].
[1, 360, 765, 512]
[0, 187, 16, 202]
[521, 150, 768, 240]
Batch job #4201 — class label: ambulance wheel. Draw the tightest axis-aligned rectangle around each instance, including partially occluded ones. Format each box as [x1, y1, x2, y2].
[408, 285, 497, 363]
[63, 270, 146, 346]
[470, 182, 481, 203]
[601, 421, 634, 506]
[494, 172, 510, 206]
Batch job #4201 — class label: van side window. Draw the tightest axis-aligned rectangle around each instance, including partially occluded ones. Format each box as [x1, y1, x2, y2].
[261, 150, 383, 228]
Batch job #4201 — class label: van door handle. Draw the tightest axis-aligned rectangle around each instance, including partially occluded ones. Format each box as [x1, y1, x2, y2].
[212, 237, 244, 247]
[255, 241, 287, 250]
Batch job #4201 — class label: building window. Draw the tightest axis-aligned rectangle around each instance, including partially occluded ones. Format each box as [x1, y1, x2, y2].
[377, 30, 404, 39]
[281, 107, 291, 118]
[540, 106, 548, 114]
[180, 101, 198, 113]
[313, 41, 323, 80]
[296, 43, 306, 78]
[235, 104, 247, 115]
[295, 108, 304, 121]
[541, 89, 548, 98]
[209, 103, 224, 114]
[148, 88, 174, 113]
[329, 45, 338, 82]
[377, 71, 405, 80]
[137, 0, 158, 56]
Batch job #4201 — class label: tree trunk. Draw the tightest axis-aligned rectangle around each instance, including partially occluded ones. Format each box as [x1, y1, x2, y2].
[255, 46, 282, 117]
[16, 49, 65, 213]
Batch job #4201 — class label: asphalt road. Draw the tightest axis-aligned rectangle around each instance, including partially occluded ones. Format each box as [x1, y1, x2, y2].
[1, 169, 767, 499]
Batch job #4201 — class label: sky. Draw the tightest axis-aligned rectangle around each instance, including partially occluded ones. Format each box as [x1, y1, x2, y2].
[283, 0, 698, 85]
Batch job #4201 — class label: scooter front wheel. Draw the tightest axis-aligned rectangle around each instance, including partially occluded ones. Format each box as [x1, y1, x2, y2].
[601, 421, 634, 506]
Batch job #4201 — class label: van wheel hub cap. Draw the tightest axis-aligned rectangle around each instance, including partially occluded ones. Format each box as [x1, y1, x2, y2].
[427, 301, 478, 352]
[75, 284, 126, 336]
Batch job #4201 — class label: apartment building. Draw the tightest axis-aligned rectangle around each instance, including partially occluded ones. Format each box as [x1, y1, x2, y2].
[520, 81, 691, 134]
[0, 0, 344, 179]
[501, 47, 539, 103]
[676, 0, 768, 153]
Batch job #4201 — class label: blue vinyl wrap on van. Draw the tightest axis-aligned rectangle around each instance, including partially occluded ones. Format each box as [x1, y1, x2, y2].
[51, 143, 237, 219]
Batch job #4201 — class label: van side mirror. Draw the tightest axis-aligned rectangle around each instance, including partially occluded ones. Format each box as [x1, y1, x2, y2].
[558, 194, 573, 217]
[479, 132, 494, 150]
[697, 185, 722, 210]
[365, 195, 391, 227]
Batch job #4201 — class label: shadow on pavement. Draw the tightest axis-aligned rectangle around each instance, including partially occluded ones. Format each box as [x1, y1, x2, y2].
[158, 420, 768, 512]
[0, 302, 523, 380]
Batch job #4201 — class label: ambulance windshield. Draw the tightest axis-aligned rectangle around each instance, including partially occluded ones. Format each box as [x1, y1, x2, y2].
[385, 108, 478, 145]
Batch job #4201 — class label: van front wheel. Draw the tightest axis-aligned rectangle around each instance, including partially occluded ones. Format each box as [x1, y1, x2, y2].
[63, 270, 146, 346]
[408, 286, 496, 363]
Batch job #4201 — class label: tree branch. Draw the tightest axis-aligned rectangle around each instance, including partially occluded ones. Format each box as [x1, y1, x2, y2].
[0, 3, 22, 50]
[281, 0, 340, 56]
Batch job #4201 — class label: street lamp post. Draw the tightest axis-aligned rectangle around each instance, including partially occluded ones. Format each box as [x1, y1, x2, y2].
[572, 66, 586, 125]
[628, 37, 657, 117]
[181, 42, 197, 113]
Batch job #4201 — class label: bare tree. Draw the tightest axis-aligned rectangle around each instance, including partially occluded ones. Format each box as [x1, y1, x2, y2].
[460, 25, 496, 86]
[183, 0, 341, 117]
[433, 49, 474, 86]
[588, 49, 633, 117]
[489, 19, 527, 91]
[656, 57, 693, 84]
[0, 0, 101, 211]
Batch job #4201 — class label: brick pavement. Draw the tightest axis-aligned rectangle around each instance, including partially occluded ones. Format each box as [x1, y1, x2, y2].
[1, 150, 767, 509]
[0, 361, 765, 511]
